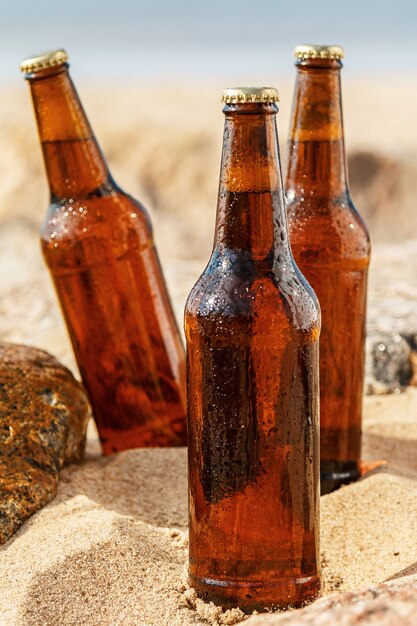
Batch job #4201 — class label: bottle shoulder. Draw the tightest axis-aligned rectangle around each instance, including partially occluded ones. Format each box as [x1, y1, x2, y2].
[41, 187, 153, 242]
[185, 249, 320, 335]
[287, 193, 371, 261]
[40, 188, 155, 269]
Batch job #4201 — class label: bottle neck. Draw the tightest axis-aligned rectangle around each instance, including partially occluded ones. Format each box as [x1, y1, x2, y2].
[215, 103, 289, 261]
[27, 64, 112, 199]
[286, 60, 348, 200]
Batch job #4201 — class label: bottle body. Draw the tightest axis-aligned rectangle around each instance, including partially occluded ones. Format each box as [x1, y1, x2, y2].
[185, 97, 320, 611]
[25, 59, 186, 454]
[286, 54, 371, 493]
[287, 194, 369, 492]
[42, 187, 186, 454]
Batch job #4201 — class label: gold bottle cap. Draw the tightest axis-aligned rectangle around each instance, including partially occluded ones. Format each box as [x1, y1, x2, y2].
[294, 44, 345, 61]
[222, 87, 279, 104]
[20, 49, 69, 74]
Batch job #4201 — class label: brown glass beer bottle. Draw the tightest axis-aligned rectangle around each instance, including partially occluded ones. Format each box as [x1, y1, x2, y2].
[185, 88, 321, 612]
[20, 50, 186, 454]
[286, 45, 371, 494]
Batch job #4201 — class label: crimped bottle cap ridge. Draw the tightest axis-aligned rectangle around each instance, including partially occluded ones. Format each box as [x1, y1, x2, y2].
[222, 87, 279, 104]
[20, 49, 69, 74]
[294, 44, 345, 61]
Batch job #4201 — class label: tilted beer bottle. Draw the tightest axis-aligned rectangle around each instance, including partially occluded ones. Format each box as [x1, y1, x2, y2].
[185, 88, 321, 611]
[20, 50, 186, 454]
[286, 45, 371, 494]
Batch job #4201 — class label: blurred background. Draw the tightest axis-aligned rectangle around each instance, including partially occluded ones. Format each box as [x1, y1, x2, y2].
[1, 0, 417, 80]
[0, 0, 417, 375]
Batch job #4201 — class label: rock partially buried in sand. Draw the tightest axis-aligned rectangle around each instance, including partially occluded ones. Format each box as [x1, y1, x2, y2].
[365, 333, 412, 394]
[0, 342, 90, 544]
[243, 578, 417, 625]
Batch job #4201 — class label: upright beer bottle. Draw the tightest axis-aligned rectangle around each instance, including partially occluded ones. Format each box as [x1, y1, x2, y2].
[286, 45, 371, 494]
[21, 50, 186, 454]
[185, 88, 321, 612]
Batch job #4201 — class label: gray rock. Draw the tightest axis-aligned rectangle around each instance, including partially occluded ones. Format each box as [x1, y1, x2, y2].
[365, 333, 412, 395]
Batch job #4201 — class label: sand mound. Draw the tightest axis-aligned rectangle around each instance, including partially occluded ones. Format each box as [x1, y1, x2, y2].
[321, 472, 417, 591]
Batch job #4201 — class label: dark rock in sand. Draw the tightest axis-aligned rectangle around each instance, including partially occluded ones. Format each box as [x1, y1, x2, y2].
[0, 342, 90, 544]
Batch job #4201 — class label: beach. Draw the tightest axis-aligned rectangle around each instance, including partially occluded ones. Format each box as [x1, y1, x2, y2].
[0, 80, 417, 624]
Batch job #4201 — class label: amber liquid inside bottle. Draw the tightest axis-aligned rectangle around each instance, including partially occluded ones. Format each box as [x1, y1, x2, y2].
[286, 57, 371, 494]
[185, 99, 321, 612]
[25, 63, 186, 454]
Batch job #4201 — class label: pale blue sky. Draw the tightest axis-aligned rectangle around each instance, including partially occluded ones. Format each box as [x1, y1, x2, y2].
[1, 0, 416, 81]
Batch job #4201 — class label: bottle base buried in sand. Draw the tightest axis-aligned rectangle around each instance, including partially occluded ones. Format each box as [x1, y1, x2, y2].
[98, 414, 187, 455]
[320, 460, 361, 495]
[189, 573, 321, 612]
